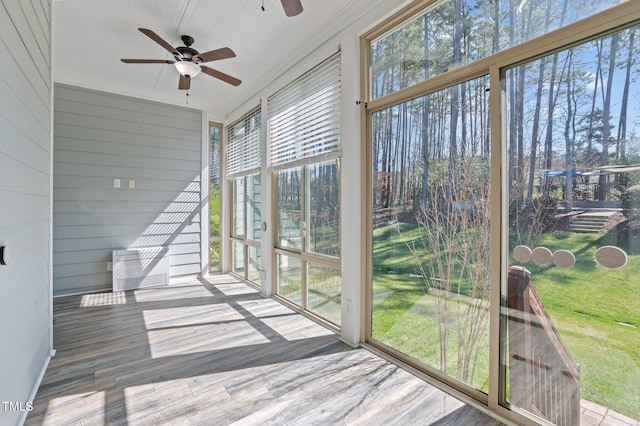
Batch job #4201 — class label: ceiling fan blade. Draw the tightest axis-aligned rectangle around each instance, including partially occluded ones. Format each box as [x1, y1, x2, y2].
[281, 0, 303, 16]
[200, 66, 241, 86]
[121, 59, 175, 64]
[193, 47, 236, 63]
[179, 75, 191, 90]
[138, 28, 181, 57]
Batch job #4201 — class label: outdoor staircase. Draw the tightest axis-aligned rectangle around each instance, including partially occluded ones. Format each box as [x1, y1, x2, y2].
[568, 212, 611, 233]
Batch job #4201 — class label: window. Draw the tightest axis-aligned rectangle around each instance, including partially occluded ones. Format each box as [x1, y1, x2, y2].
[209, 122, 222, 272]
[226, 108, 262, 285]
[369, 0, 626, 100]
[365, 1, 639, 424]
[270, 53, 342, 326]
[227, 108, 261, 177]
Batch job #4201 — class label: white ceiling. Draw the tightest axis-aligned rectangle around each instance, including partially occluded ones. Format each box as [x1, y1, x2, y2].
[52, 0, 382, 118]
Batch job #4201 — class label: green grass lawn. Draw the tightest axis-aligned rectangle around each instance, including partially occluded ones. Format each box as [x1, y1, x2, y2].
[372, 222, 640, 420]
[372, 222, 491, 392]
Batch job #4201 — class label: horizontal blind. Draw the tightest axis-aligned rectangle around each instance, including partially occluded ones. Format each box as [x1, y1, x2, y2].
[269, 52, 341, 167]
[226, 108, 261, 176]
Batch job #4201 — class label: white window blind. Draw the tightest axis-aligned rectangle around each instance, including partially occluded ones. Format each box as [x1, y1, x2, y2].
[269, 52, 341, 168]
[226, 108, 261, 177]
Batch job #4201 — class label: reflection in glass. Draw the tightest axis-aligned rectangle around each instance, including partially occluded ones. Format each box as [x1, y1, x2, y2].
[246, 174, 262, 242]
[232, 241, 245, 275]
[277, 254, 302, 305]
[232, 177, 245, 237]
[370, 0, 623, 99]
[248, 246, 262, 285]
[278, 168, 302, 250]
[504, 25, 640, 423]
[308, 263, 341, 325]
[209, 124, 221, 272]
[209, 241, 220, 271]
[306, 161, 340, 257]
[371, 76, 491, 392]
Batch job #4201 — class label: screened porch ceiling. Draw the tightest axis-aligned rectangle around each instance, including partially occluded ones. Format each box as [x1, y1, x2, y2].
[52, 0, 389, 117]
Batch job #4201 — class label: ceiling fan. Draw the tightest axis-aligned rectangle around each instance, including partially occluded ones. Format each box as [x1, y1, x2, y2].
[121, 28, 241, 90]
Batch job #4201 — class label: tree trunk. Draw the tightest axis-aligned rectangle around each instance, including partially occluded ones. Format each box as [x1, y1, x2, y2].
[617, 28, 635, 161]
[598, 33, 618, 201]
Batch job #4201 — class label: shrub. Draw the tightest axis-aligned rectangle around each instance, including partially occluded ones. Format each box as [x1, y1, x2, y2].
[625, 184, 640, 229]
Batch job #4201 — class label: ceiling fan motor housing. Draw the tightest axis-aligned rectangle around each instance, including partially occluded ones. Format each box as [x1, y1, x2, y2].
[176, 45, 200, 62]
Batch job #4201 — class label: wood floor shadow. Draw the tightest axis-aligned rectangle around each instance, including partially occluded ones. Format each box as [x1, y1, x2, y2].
[27, 276, 503, 425]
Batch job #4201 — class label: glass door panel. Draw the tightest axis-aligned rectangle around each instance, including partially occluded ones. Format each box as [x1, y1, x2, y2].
[277, 253, 302, 305]
[308, 262, 341, 325]
[277, 168, 302, 250]
[276, 164, 341, 325]
[230, 174, 261, 285]
[503, 25, 640, 424]
[232, 241, 245, 276]
[246, 174, 262, 242]
[248, 245, 262, 285]
[370, 76, 491, 393]
[306, 161, 340, 258]
[232, 177, 245, 238]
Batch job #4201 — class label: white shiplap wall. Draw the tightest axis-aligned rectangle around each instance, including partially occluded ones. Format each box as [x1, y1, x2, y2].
[53, 84, 204, 296]
[0, 0, 53, 424]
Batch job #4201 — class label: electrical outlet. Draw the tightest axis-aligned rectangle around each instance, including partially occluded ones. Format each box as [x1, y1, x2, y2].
[107, 262, 113, 271]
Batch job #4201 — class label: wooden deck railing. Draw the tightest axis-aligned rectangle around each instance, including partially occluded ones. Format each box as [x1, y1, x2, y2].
[507, 266, 581, 426]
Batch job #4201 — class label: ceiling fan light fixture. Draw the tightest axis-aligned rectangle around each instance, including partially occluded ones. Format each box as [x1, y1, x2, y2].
[174, 61, 201, 77]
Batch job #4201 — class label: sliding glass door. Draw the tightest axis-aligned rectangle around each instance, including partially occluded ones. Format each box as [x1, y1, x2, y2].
[503, 24, 640, 423]
[370, 76, 491, 394]
[365, 1, 639, 424]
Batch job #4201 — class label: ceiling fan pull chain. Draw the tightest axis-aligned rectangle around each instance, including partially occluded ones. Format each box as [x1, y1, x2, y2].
[186, 91, 189, 105]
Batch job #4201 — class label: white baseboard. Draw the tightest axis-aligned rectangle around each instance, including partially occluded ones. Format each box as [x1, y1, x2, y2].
[18, 349, 55, 425]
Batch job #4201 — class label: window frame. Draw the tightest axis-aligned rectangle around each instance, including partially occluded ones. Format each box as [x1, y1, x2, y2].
[208, 121, 223, 273]
[268, 52, 343, 327]
[226, 106, 263, 285]
[361, 2, 640, 425]
[274, 163, 341, 327]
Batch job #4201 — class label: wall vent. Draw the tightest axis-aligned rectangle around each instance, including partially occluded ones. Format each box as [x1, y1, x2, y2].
[112, 247, 169, 291]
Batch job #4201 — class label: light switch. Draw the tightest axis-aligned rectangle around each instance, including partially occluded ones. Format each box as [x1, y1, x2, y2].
[128, 179, 135, 189]
[114, 178, 121, 188]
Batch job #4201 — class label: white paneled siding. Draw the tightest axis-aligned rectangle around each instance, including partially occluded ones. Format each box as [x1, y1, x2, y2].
[0, 0, 52, 424]
[53, 84, 203, 295]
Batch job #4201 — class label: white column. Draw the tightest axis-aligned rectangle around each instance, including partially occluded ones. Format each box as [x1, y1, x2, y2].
[260, 96, 275, 297]
[339, 34, 363, 346]
[200, 113, 210, 276]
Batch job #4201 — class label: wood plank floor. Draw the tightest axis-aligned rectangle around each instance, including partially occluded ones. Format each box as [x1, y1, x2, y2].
[26, 275, 503, 425]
